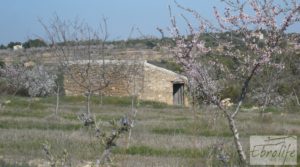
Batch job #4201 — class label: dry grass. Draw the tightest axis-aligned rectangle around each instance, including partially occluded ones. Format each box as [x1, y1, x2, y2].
[0, 95, 299, 166]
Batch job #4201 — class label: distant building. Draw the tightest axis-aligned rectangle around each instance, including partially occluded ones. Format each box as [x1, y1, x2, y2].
[251, 32, 264, 40]
[63, 60, 188, 106]
[13, 45, 23, 51]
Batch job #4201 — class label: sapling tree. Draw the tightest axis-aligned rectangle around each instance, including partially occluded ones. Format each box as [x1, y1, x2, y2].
[167, 0, 300, 164]
[41, 16, 107, 118]
[41, 17, 142, 166]
[43, 141, 70, 167]
[41, 16, 128, 120]
[78, 112, 133, 165]
[54, 68, 63, 115]
[124, 57, 145, 148]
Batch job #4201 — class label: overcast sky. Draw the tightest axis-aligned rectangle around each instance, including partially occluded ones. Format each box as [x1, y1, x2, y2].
[0, 0, 299, 45]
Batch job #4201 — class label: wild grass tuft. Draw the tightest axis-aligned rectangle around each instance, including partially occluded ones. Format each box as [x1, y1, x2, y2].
[5, 97, 46, 110]
[39, 95, 172, 108]
[114, 145, 209, 158]
[151, 127, 232, 137]
[0, 119, 81, 131]
[0, 160, 34, 167]
[0, 110, 48, 118]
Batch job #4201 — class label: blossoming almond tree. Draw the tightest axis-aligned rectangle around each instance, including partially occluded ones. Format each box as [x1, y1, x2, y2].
[168, 0, 300, 164]
[0, 64, 56, 97]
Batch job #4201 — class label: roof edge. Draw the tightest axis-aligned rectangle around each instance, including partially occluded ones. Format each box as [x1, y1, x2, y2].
[144, 61, 187, 80]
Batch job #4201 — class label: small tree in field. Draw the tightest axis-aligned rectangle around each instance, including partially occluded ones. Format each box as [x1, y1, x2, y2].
[41, 17, 138, 165]
[41, 16, 129, 119]
[167, 0, 300, 164]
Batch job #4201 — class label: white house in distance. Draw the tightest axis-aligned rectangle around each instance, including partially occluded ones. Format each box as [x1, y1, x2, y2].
[13, 45, 23, 51]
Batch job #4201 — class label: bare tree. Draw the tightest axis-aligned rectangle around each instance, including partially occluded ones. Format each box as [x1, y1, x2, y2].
[166, 0, 300, 164]
[40, 16, 129, 119]
[40, 16, 146, 166]
[124, 56, 145, 148]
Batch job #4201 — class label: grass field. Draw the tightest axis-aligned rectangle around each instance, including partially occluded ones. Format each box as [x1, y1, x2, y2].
[0, 95, 299, 167]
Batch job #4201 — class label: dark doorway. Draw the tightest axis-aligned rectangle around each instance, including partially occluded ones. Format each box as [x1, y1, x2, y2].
[173, 83, 184, 105]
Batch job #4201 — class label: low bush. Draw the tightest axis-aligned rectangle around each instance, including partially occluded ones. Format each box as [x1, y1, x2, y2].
[148, 60, 183, 73]
[219, 84, 241, 103]
[278, 83, 293, 96]
[0, 58, 5, 68]
[284, 98, 300, 113]
[263, 106, 281, 113]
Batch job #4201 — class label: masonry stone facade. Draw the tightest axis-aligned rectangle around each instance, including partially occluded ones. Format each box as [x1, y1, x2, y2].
[64, 60, 188, 106]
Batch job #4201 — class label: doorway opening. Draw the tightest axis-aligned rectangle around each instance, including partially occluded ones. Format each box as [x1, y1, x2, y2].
[173, 83, 184, 106]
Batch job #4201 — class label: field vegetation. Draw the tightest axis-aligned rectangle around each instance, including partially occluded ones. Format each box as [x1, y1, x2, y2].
[0, 95, 299, 166]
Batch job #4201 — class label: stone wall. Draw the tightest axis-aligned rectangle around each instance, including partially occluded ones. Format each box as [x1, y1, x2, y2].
[63, 60, 188, 106]
[140, 63, 188, 105]
[64, 60, 144, 97]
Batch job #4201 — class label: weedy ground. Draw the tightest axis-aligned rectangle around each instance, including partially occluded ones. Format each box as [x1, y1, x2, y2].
[0, 95, 299, 167]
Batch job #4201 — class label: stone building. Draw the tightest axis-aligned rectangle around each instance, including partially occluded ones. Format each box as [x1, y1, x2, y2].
[63, 60, 188, 106]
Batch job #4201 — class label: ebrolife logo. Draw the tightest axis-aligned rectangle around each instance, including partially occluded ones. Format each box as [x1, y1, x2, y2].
[250, 136, 297, 165]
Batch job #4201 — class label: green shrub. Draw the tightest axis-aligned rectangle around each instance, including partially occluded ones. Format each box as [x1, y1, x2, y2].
[278, 83, 293, 96]
[220, 84, 241, 102]
[263, 106, 280, 113]
[0, 58, 5, 68]
[148, 60, 183, 73]
[145, 41, 156, 49]
[284, 98, 300, 113]
[0, 80, 9, 95]
[0, 44, 6, 50]
[242, 102, 255, 109]
[22, 39, 47, 48]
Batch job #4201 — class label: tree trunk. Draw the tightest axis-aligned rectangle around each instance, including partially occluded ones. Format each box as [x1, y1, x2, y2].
[226, 114, 247, 164]
[55, 86, 60, 115]
[293, 89, 300, 106]
[126, 95, 135, 148]
[87, 91, 91, 116]
[127, 74, 137, 148]
[100, 92, 103, 106]
[98, 148, 111, 165]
